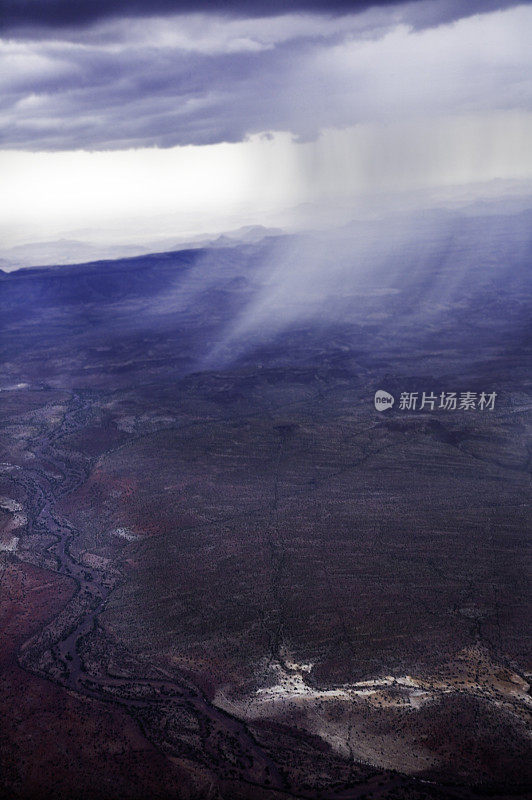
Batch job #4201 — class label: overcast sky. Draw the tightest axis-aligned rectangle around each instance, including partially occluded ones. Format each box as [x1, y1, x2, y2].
[1, 0, 531, 255]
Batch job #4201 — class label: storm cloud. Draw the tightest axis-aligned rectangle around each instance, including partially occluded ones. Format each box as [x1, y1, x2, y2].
[1, 3, 532, 150]
[2, 0, 532, 262]
[1, 0, 526, 32]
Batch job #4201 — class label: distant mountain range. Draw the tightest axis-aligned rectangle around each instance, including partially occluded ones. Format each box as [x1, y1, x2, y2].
[0, 224, 283, 272]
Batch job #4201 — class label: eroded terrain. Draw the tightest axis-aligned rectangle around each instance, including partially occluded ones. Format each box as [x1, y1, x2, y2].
[0, 215, 531, 798]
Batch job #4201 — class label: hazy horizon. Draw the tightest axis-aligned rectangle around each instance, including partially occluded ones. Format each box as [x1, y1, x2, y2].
[2, 2, 532, 266]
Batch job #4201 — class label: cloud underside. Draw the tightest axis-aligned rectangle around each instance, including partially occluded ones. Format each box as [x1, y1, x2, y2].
[0, 2, 531, 151]
[0, 0, 524, 31]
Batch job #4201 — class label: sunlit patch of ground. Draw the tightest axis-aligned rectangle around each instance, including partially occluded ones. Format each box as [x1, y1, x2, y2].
[110, 526, 140, 541]
[0, 498, 27, 548]
[215, 646, 531, 775]
[0, 498, 23, 513]
[0, 536, 19, 552]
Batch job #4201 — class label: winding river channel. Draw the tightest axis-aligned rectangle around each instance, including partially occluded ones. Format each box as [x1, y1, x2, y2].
[13, 391, 292, 796]
[9, 390, 482, 800]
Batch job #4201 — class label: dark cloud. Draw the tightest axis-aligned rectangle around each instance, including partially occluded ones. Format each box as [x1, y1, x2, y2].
[1, 0, 527, 32]
[1, 1, 530, 151]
